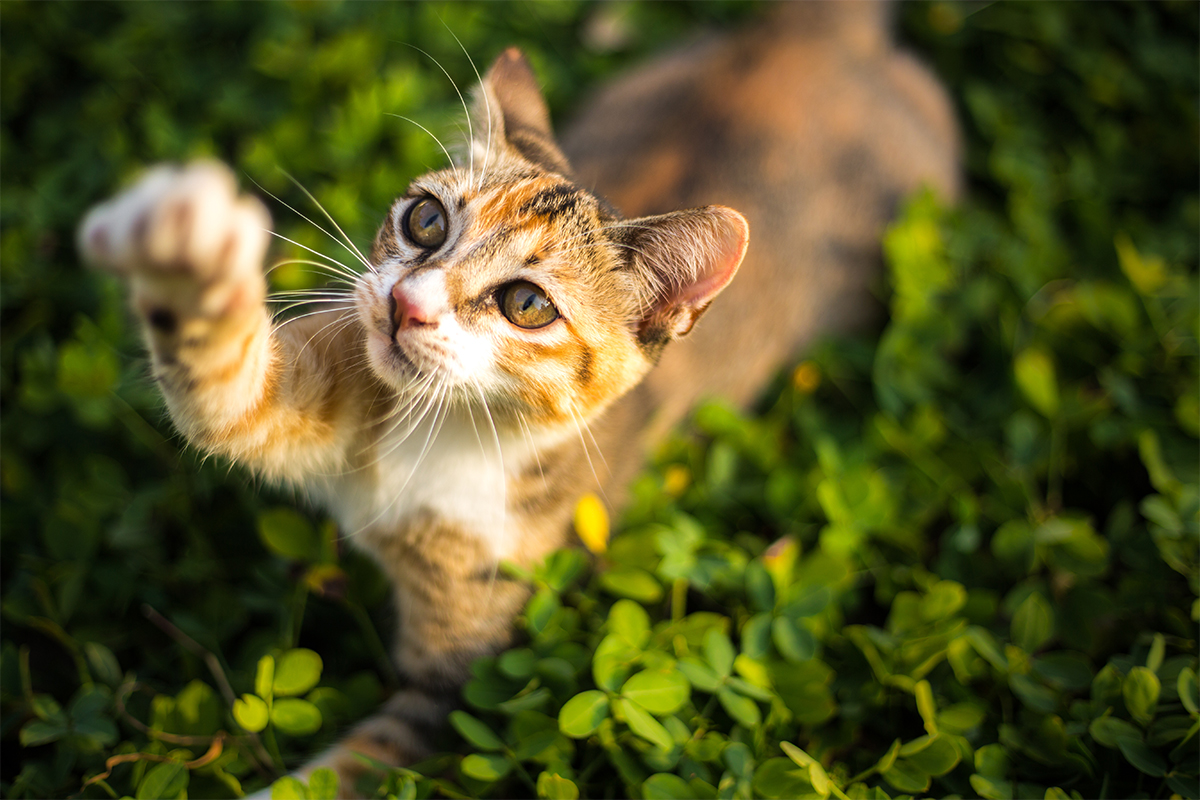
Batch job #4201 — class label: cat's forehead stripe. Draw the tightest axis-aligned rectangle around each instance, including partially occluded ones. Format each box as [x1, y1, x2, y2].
[470, 177, 587, 239]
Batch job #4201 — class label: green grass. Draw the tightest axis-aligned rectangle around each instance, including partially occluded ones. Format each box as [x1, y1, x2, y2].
[2, 2, 1197, 798]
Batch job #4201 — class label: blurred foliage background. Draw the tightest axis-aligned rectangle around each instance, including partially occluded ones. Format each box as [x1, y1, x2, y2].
[1, 2, 1197, 799]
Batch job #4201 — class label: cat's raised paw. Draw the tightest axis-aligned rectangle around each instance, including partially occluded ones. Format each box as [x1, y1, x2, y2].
[78, 161, 271, 293]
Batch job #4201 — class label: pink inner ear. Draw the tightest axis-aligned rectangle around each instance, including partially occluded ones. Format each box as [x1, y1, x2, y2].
[650, 207, 750, 338]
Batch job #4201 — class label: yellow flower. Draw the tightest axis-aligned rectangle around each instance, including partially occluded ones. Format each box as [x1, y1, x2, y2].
[792, 361, 821, 394]
[574, 492, 610, 554]
[663, 464, 691, 497]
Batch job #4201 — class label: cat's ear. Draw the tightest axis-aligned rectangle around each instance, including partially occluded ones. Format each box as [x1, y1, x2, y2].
[473, 48, 572, 176]
[621, 206, 750, 348]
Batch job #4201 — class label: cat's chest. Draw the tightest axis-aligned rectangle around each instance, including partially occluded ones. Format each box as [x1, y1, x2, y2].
[319, 409, 549, 558]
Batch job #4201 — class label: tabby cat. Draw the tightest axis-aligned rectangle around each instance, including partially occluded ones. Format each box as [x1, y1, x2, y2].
[78, 3, 958, 795]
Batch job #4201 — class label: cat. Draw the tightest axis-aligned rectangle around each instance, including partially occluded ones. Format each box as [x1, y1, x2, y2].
[77, 2, 959, 796]
[79, 47, 746, 796]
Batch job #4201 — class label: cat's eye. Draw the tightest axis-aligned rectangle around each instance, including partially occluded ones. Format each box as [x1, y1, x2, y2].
[500, 281, 559, 329]
[405, 197, 447, 248]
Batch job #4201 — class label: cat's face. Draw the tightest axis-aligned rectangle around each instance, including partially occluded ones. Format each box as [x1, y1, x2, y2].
[355, 49, 748, 429]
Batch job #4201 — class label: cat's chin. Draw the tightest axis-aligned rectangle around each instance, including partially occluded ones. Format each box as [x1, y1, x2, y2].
[364, 328, 428, 391]
[364, 328, 493, 403]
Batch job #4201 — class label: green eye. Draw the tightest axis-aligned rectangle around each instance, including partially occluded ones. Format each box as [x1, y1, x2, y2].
[405, 196, 447, 248]
[500, 281, 559, 329]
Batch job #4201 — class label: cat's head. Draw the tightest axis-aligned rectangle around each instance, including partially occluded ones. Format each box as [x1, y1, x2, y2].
[356, 48, 748, 428]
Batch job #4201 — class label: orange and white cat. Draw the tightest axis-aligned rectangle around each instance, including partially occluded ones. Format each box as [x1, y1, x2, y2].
[79, 3, 958, 795]
[80, 47, 747, 794]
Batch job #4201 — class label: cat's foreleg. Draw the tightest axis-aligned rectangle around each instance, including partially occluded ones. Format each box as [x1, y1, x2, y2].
[79, 162, 347, 477]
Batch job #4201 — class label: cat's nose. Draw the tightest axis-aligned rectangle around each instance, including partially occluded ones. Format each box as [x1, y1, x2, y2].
[391, 282, 438, 331]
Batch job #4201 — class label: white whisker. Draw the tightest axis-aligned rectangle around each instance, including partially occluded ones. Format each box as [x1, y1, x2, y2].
[385, 114, 456, 172]
[278, 169, 374, 272]
[402, 43, 476, 188]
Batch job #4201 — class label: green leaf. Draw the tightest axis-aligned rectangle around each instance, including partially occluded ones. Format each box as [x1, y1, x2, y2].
[727, 675, 774, 702]
[1093, 663, 1124, 706]
[618, 697, 674, 751]
[73, 713, 118, 748]
[723, 741, 754, 777]
[970, 774, 1015, 800]
[512, 729, 560, 761]
[307, 768, 338, 800]
[1177, 666, 1198, 716]
[732, 654, 772, 692]
[464, 677, 517, 711]
[875, 739, 902, 774]
[705, 629, 735, 678]
[497, 687, 552, 714]
[450, 710, 504, 751]
[1011, 592, 1054, 653]
[598, 568, 663, 602]
[270, 776, 308, 800]
[1138, 429, 1184, 498]
[69, 686, 110, 724]
[137, 761, 188, 800]
[1010, 673, 1058, 713]
[498, 648, 538, 680]
[915, 680, 938, 735]
[270, 697, 322, 736]
[1032, 652, 1093, 691]
[542, 548, 586, 591]
[1166, 773, 1200, 799]
[255, 655, 276, 702]
[904, 735, 961, 776]
[643, 773, 695, 799]
[19, 719, 69, 746]
[741, 613, 773, 660]
[882, 757, 930, 794]
[1116, 736, 1167, 776]
[1089, 715, 1141, 747]
[1014, 347, 1059, 418]
[677, 657, 723, 692]
[526, 588, 561, 636]
[1123, 666, 1160, 726]
[30, 694, 64, 723]
[717, 686, 761, 728]
[921, 580, 967, 620]
[233, 694, 269, 733]
[461, 752, 512, 781]
[84, 642, 123, 687]
[1115, 232, 1169, 294]
[622, 669, 691, 715]
[752, 758, 814, 800]
[257, 507, 320, 562]
[744, 561, 775, 613]
[772, 616, 816, 662]
[937, 702, 986, 734]
[273, 648, 323, 697]
[558, 691, 610, 739]
[593, 632, 638, 692]
[537, 772, 579, 800]
[608, 599, 651, 648]
[1146, 633, 1165, 673]
[965, 626, 1008, 671]
[974, 743, 1008, 778]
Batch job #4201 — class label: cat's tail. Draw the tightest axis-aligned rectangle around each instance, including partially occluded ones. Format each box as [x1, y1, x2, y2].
[769, 0, 895, 57]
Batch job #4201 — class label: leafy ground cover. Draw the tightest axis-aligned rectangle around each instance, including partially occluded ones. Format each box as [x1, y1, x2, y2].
[2, 2, 1197, 799]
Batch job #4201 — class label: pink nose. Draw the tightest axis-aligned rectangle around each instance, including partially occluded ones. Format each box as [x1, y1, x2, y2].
[392, 282, 437, 331]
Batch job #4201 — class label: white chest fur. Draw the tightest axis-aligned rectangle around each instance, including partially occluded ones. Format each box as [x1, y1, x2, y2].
[310, 405, 560, 559]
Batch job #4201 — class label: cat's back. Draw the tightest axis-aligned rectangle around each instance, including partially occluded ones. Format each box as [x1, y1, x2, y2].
[562, 1, 960, 456]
